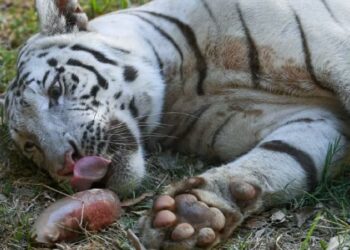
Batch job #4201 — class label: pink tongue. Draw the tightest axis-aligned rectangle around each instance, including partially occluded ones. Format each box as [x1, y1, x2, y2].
[70, 156, 111, 191]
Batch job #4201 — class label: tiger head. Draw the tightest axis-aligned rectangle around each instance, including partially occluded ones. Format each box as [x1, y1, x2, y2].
[0, 0, 164, 196]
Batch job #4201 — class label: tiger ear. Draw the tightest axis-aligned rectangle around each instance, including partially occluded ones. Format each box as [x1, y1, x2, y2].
[35, 0, 88, 35]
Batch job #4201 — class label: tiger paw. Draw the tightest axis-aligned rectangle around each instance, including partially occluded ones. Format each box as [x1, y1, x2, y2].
[138, 177, 261, 249]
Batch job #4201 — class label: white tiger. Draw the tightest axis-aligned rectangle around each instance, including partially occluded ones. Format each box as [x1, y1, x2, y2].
[1, 0, 350, 248]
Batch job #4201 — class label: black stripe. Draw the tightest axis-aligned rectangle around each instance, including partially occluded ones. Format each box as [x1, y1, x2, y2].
[111, 47, 131, 54]
[17, 62, 28, 77]
[236, 3, 260, 88]
[260, 140, 318, 191]
[320, 0, 341, 24]
[294, 13, 329, 91]
[159, 104, 211, 145]
[107, 120, 138, 152]
[129, 97, 139, 118]
[80, 94, 90, 100]
[200, 0, 216, 23]
[25, 79, 35, 85]
[282, 117, 347, 139]
[42, 71, 50, 88]
[175, 104, 212, 142]
[114, 91, 122, 99]
[138, 11, 208, 95]
[97, 142, 106, 154]
[20, 72, 30, 82]
[9, 77, 18, 90]
[284, 118, 325, 126]
[62, 76, 68, 95]
[67, 107, 91, 111]
[127, 13, 184, 79]
[90, 85, 100, 98]
[17, 61, 25, 72]
[71, 44, 117, 65]
[145, 38, 164, 77]
[17, 45, 28, 64]
[211, 114, 235, 147]
[38, 52, 48, 58]
[67, 59, 108, 89]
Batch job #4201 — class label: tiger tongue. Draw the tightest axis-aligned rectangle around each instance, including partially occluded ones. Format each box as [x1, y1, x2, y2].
[70, 156, 111, 191]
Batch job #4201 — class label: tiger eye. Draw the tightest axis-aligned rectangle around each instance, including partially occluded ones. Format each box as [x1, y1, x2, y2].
[48, 84, 62, 100]
[24, 141, 36, 152]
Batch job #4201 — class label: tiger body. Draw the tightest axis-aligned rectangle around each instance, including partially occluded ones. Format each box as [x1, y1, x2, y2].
[89, 0, 349, 158]
[2, 0, 350, 249]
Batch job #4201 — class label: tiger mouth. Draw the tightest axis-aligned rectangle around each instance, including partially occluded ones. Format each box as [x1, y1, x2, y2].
[69, 156, 111, 191]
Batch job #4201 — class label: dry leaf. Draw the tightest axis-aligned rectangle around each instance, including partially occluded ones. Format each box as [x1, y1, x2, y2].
[255, 228, 267, 238]
[270, 210, 286, 223]
[0, 193, 7, 202]
[244, 216, 268, 229]
[295, 206, 316, 228]
[327, 235, 350, 250]
[131, 210, 148, 216]
[127, 229, 147, 250]
[121, 192, 154, 207]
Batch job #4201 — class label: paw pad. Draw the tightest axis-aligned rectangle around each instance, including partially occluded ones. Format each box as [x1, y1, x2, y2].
[230, 181, 257, 201]
[197, 227, 216, 247]
[153, 210, 176, 228]
[154, 195, 175, 211]
[209, 207, 225, 231]
[141, 179, 257, 249]
[171, 223, 195, 241]
[151, 193, 226, 248]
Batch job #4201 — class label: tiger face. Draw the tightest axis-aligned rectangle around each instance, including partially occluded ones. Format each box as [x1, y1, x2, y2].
[2, 1, 164, 196]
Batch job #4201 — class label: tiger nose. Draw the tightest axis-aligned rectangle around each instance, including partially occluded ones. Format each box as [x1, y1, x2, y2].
[56, 150, 76, 176]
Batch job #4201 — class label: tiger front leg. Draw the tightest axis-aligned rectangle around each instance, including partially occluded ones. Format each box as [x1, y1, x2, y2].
[138, 149, 293, 250]
[138, 154, 295, 249]
[138, 112, 347, 249]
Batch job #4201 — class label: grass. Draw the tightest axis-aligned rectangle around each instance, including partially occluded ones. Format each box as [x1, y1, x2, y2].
[1, 0, 350, 249]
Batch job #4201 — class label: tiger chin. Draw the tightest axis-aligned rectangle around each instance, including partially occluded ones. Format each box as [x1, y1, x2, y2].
[2, 0, 350, 249]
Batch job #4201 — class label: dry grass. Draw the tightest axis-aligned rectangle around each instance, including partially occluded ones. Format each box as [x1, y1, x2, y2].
[1, 1, 350, 249]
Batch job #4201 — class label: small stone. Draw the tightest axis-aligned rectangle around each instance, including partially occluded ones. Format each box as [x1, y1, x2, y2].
[255, 228, 266, 238]
[171, 223, 195, 241]
[197, 227, 216, 247]
[0, 193, 7, 202]
[153, 210, 176, 228]
[270, 210, 286, 223]
[327, 235, 350, 250]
